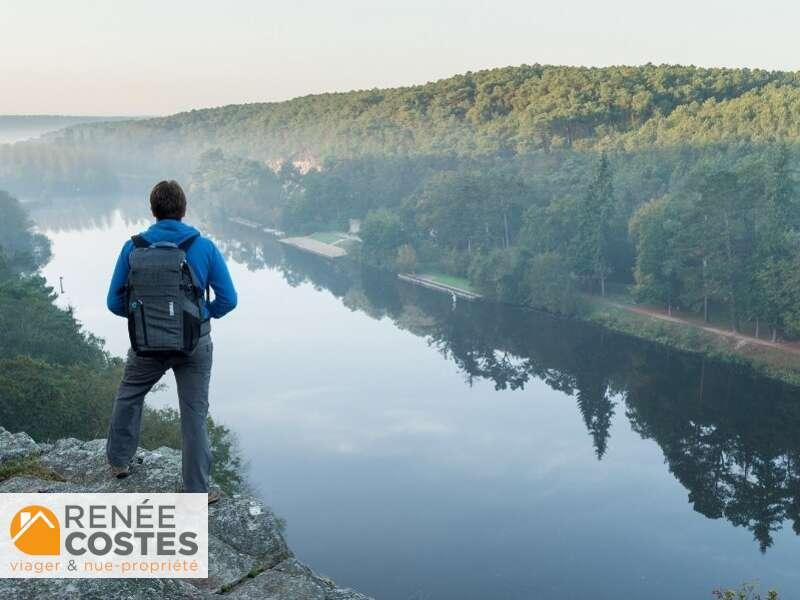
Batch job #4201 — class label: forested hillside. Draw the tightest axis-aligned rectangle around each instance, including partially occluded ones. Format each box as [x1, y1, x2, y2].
[44, 64, 800, 161]
[9, 63, 800, 193]
[5, 63, 800, 344]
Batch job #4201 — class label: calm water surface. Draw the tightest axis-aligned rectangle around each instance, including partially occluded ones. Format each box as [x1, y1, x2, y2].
[31, 197, 800, 599]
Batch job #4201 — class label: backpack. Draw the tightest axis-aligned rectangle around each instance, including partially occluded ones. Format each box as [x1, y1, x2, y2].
[125, 233, 211, 357]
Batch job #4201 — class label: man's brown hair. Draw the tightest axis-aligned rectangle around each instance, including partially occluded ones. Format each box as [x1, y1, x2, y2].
[150, 180, 187, 220]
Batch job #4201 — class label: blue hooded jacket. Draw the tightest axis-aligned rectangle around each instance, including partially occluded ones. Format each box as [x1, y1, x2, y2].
[107, 219, 238, 320]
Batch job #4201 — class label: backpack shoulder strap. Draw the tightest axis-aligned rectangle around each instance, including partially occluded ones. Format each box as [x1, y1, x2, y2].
[178, 233, 200, 251]
[177, 233, 211, 309]
[131, 235, 150, 248]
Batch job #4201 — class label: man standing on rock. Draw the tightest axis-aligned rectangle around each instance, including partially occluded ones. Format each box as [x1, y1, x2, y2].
[105, 180, 238, 503]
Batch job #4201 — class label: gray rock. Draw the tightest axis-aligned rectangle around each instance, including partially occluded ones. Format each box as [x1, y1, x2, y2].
[190, 534, 257, 594]
[227, 559, 374, 600]
[0, 430, 372, 600]
[0, 475, 72, 493]
[281, 559, 374, 600]
[226, 560, 328, 600]
[0, 577, 209, 600]
[207, 494, 291, 566]
[325, 588, 375, 600]
[39, 440, 184, 493]
[0, 427, 41, 464]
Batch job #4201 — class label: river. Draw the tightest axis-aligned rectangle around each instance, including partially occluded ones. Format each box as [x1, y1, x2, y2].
[30, 196, 800, 600]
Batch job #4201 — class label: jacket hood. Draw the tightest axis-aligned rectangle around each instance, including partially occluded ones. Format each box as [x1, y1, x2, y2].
[140, 220, 201, 245]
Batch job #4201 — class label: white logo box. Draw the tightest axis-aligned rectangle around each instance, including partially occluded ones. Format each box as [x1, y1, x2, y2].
[0, 493, 208, 578]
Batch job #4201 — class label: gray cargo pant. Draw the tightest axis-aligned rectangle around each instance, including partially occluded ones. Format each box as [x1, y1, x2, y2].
[106, 336, 213, 492]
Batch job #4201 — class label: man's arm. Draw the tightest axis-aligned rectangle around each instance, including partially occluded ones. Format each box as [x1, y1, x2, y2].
[207, 241, 238, 318]
[107, 240, 133, 317]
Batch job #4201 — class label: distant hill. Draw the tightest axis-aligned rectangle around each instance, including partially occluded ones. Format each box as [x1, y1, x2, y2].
[48, 63, 800, 166]
[0, 115, 134, 144]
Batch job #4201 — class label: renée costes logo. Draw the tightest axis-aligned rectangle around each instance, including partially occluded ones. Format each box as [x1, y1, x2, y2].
[1, 493, 208, 578]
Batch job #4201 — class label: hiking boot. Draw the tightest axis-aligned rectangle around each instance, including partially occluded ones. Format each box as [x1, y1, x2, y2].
[110, 464, 130, 479]
[207, 489, 222, 504]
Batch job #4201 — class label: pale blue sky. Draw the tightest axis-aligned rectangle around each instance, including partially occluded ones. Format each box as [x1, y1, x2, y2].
[3, 0, 799, 116]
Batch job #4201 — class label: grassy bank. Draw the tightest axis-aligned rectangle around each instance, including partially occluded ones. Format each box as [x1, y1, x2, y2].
[584, 297, 800, 386]
[420, 272, 478, 295]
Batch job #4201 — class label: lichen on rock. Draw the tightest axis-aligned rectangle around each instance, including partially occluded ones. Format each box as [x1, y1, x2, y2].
[0, 428, 42, 465]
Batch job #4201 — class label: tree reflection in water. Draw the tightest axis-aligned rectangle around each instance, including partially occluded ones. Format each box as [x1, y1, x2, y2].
[212, 219, 800, 553]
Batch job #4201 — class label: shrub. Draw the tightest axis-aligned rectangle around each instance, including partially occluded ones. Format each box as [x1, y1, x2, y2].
[525, 252, 579, 316]
[395, 244, 418, 273]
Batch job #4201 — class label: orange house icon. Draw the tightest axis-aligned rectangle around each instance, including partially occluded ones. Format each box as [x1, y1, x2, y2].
[9, 505, 60, 555]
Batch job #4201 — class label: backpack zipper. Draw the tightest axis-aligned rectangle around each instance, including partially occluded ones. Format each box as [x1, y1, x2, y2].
[137, 299, 149, 346]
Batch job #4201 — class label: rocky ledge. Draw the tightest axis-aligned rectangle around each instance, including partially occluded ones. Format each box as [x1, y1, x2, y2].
[0, 427, 373, 600]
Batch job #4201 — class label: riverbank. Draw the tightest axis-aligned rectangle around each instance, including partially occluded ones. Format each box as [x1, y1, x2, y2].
[398, 273, 482, 300]
[280, 236, 348, 258]
[584, 297, 800, 386]
[291, 233, 800, 385]
[389, 259, 800, 384]
[0, 428, 373, 600]
[278, 231, 361, 259]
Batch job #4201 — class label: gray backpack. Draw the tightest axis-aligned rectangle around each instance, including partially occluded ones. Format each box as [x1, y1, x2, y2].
[126, 233, 210, 357]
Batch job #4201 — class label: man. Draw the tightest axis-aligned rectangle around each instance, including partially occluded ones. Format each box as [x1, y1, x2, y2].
[105, 180, 237, 503]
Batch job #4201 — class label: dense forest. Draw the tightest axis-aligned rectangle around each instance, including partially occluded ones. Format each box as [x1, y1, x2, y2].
[40, 64, 800, 161]
[189, 144, 800, 342]
[0, 191, 241, 490]
[4, 63, 800, 340]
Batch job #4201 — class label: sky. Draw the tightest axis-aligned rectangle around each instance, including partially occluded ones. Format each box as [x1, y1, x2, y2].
[3, 0, 800, 116]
